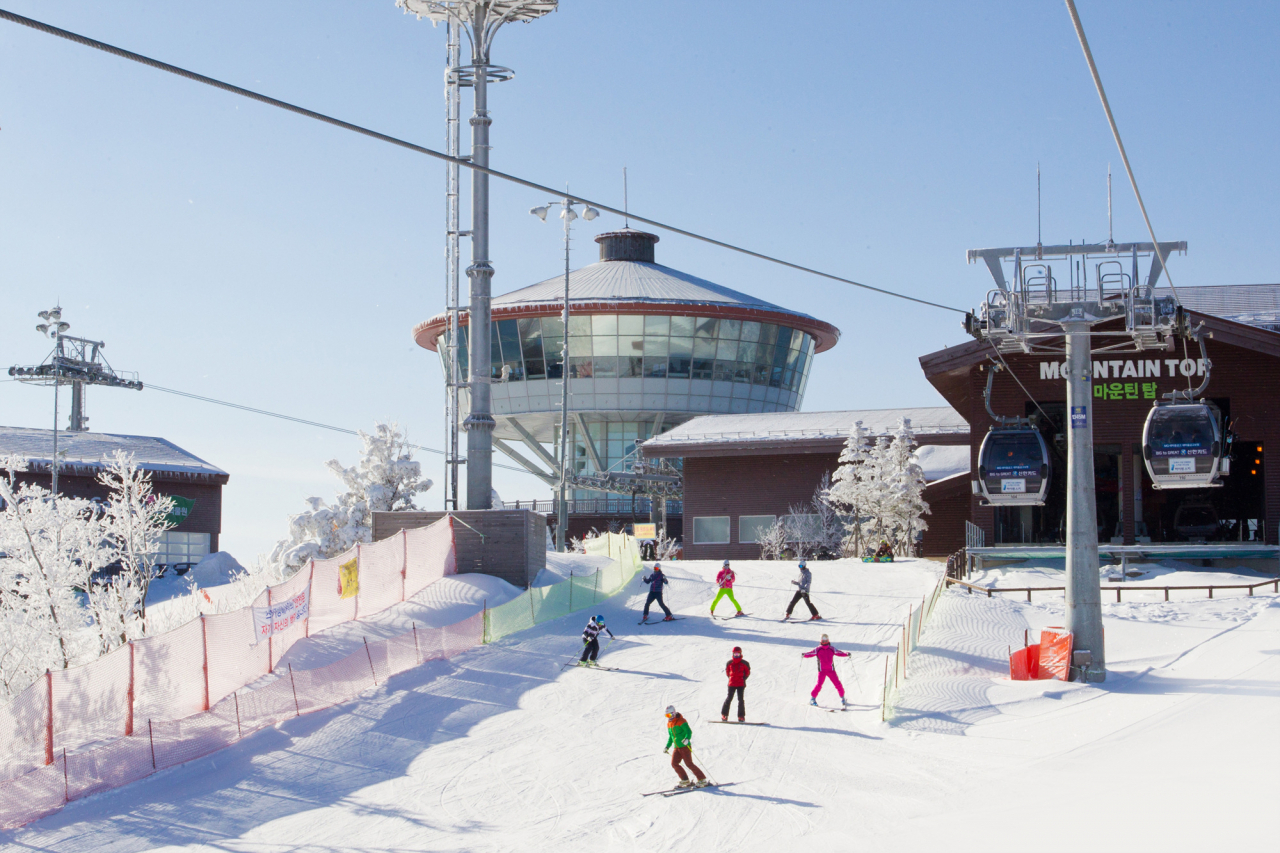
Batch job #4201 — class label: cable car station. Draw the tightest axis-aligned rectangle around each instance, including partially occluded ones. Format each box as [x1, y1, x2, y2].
[921, 245, 1280, 571]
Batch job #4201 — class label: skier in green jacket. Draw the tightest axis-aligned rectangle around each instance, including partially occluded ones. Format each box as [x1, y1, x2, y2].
[663, 705, 709, 788]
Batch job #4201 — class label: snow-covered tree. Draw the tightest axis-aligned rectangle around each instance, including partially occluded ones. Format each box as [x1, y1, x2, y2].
[826, 421, 873, 556]
[825, 419, 929, 557]
[0, 456, 114, 698]
[269, 423, 433, 572]
[883, 418, 930, 556]
[756, 517, 788, 560]
[86, 451, 174, 651]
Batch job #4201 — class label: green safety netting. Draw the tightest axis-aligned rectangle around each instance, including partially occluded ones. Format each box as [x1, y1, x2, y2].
[484, 533, 643, 643]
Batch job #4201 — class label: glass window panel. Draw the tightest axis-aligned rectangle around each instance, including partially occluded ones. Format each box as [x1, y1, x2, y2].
[713, 360, 734, 382]
[644, 315, 670, 335]
[568, 315, 592, 336]
[591, 314, 617, 336]
[504, 358, 524, 381]
[716, 339, 738, 360]
[519, 318, 543, 362]
[740, 321, 761, 342]
[751, 362, 770, 384]
[794, 350, 808, 376]
[719, 319, 741, 340]
[693, 516, 731, 544]
[670, 316, 695, 337]
[525, 359, 545, 379]
[786, 344, 802, 371]
[644, 356, 668, 378]
[620, 335, 644, 356]
[737, 341, 759, 363]
[593, 356, 619, 377]
[619, 355, 643, 377]
[692, 358, 714, 380]
[569, 357, 594, 378]
[739, 515, 776, 544]
[491, 331, 503, 377]
[618, 314, 644, 335]
[783, 369, 796, 390]
[775, 326, 793, 351]
[568, 336, 592, 357]
[693, 337, 717, 359]
[498, 319, 521, 350]
[541, 317, 564, 339]
[593, 336, 618, 356]
[546, 356, 563, 379]
[735, 361, 753, 383]
[770, 365, 784, 388]
[668, 353, 691, 378]
[695, 317, 718, 339]
[754, 344, 774, 368]
[759, 323, 777, 346]
[643, 337, 669, 358]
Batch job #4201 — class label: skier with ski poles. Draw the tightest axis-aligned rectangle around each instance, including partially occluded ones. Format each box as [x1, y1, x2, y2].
[663, 705, 709, 788]
[802, 633, 850, 708]
[579, 614, 615, 667]
[722, 645, 751, 722]
[710, 559, 744, 617]
[784, 559, 821, 621]
[642, 562, 674, 622]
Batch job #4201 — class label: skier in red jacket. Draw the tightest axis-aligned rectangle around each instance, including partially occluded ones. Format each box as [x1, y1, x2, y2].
[721, 645, 751, 721]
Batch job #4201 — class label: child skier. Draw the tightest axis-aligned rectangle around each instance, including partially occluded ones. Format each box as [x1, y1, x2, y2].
[785, 559, 821, 620]
[642, 563, 674, 621]
[802, 633, 849, 707]
[722, 645, 751, 722]
[710, 559, 744, 616]
[663, 705, 709, 788]
[580, 614, 615, 666]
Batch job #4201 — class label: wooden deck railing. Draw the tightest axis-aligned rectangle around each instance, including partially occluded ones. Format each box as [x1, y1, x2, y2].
[944, 575, 1280, 602]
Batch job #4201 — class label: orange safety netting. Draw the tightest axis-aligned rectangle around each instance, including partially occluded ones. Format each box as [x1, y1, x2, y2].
[0, 517, 462, 830]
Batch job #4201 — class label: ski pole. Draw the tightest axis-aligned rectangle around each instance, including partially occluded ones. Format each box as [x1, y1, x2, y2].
[690, 748, 717, 786]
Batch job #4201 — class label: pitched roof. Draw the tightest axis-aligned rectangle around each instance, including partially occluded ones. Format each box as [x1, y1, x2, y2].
[1154, 284, 1280, 330]
[493, 260, 805, 316]
[642, 406, 969, 457]
[0, 426, 228, 482]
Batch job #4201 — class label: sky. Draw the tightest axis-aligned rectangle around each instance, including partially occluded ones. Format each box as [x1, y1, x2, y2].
[1, 1, 1277, 563]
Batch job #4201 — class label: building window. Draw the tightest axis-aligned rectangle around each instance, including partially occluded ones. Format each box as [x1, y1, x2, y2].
[692, 516, 731, 544]
[155, 531, 210, 566]
[739, 515, 777, 544]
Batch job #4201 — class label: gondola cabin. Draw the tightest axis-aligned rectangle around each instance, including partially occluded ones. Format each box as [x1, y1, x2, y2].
[1142, 402, 1225, 490]
[976, 427, 1051, 506]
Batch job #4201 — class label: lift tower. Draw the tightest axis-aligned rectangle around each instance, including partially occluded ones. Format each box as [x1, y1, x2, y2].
[965, 239, 1187, 682]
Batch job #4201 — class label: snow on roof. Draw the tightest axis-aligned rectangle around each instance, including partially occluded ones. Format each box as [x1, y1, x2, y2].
[0, 426, 227, 479]
[913, 444, 971, 483]
[644, 407, 969, 448]
[1155, 284, 1280, 331]
[493, 259, 816, 320]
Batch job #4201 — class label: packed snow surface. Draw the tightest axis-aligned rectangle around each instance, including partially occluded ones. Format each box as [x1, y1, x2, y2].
[6, 559, 1276, 852]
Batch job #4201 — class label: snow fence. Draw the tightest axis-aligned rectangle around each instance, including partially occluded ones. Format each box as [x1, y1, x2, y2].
[0, 525, 646, 830]
[484, 532, 644, 642]
[881, 572, 948, 721]
[0, 518, 461, 830]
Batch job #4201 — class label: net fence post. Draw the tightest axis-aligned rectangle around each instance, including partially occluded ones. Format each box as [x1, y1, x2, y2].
[364, 637, 377, 686]
[413, 621, 421, 662]
[306, 559, 315, 638]
[401, 528, 409, 602]
[529, 588, 536, 626]
[148, 719, 156, 770]
[200, 614, 210, 711]
[233, 691, 242, 739]
[288, 663, 300, 717]
[44, 669, 53, 766]
[482, 600, 488, 645]
[267, 586, 274, 672]
[62, 747, 68, 804]
[126, 641, 135, 737]
[354, 543, 361, 621]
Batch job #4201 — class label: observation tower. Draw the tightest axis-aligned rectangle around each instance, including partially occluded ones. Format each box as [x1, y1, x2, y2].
[413, 229, 841, 528]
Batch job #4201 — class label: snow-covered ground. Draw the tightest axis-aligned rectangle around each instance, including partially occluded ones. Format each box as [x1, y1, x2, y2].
[5, 558, 1276, 852]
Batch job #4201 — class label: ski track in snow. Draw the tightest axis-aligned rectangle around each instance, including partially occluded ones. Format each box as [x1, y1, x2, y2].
[4, 558, 1278, 852]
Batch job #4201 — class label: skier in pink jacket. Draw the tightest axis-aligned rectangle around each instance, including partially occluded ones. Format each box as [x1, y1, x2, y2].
[802, 634, 849, 707]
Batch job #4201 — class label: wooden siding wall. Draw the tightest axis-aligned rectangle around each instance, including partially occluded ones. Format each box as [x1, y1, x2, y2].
[14, 472, 225, 551]
[371, 509, 547, 589]
[966, 335, 1280, 545]
[681, 451, 969, 560]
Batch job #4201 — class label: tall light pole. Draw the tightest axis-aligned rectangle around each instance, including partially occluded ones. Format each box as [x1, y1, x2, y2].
[399, 1, 558, 511]
[35, 306, 69, 496]
[531, 198, 599, 551]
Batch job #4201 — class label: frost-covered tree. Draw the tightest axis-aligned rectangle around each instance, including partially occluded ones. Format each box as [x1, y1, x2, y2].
[269, 423, 433, 572]
[0, 456, 114, 698]
[883, 418, 930, 556]
[826, 421, 873, 557]
[86, 451, 175, 651]
[756, 517, 788, 560]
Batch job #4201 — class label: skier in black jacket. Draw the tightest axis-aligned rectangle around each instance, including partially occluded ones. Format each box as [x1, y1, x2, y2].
[580, 615, 615, 666]
[642, 563, 674, 621]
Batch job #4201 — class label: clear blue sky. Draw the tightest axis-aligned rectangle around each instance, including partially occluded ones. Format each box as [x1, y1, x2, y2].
[2, 1, 1276, 562]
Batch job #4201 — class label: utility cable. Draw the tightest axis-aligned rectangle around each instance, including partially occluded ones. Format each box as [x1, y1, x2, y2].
[1063, 0, 1181, 304]
[144, 383, 535, 476]
[0, 7, 966, 316]
[984, 342, 1053, 425]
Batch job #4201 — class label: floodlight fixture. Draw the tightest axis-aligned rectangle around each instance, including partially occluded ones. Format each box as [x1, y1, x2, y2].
[582, 206, 599, 221]
[530, 205, 550, 221]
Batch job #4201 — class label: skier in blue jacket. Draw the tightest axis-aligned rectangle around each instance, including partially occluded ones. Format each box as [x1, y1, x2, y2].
[642, 563, 674, 621]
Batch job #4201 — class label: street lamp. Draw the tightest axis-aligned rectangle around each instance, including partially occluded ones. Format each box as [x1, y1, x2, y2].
[36, 306, 69, 496]
[531, 198, 600, 551]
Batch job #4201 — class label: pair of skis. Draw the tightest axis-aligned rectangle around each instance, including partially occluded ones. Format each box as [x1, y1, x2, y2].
[711, 612, 751, 621]
[709, 719, 767, 726]
[638, 616, 686, 625]
[641, 782, 724, 797]
[561, 660, 620, 672]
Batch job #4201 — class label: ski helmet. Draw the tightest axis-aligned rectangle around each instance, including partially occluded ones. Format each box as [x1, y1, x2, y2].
[595, 614, 605, 624]
[732, 646, 742, 658]
[653, 562, 661, 569]
[820, 633, 830, 644]
[665, 705, 676, 717]
[799, 559, 807, 568]
[722, 559, 730, 567]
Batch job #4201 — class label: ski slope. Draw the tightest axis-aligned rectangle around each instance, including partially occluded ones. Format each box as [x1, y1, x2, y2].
[4, 558, 1276, 852]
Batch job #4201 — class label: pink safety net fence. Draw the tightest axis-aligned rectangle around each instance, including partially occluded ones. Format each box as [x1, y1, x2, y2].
[0, 517, 475, 830]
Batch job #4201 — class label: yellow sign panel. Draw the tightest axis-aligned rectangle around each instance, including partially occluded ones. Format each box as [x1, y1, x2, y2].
[339, 557, 360, 600]
[632, 523, 657, 540]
